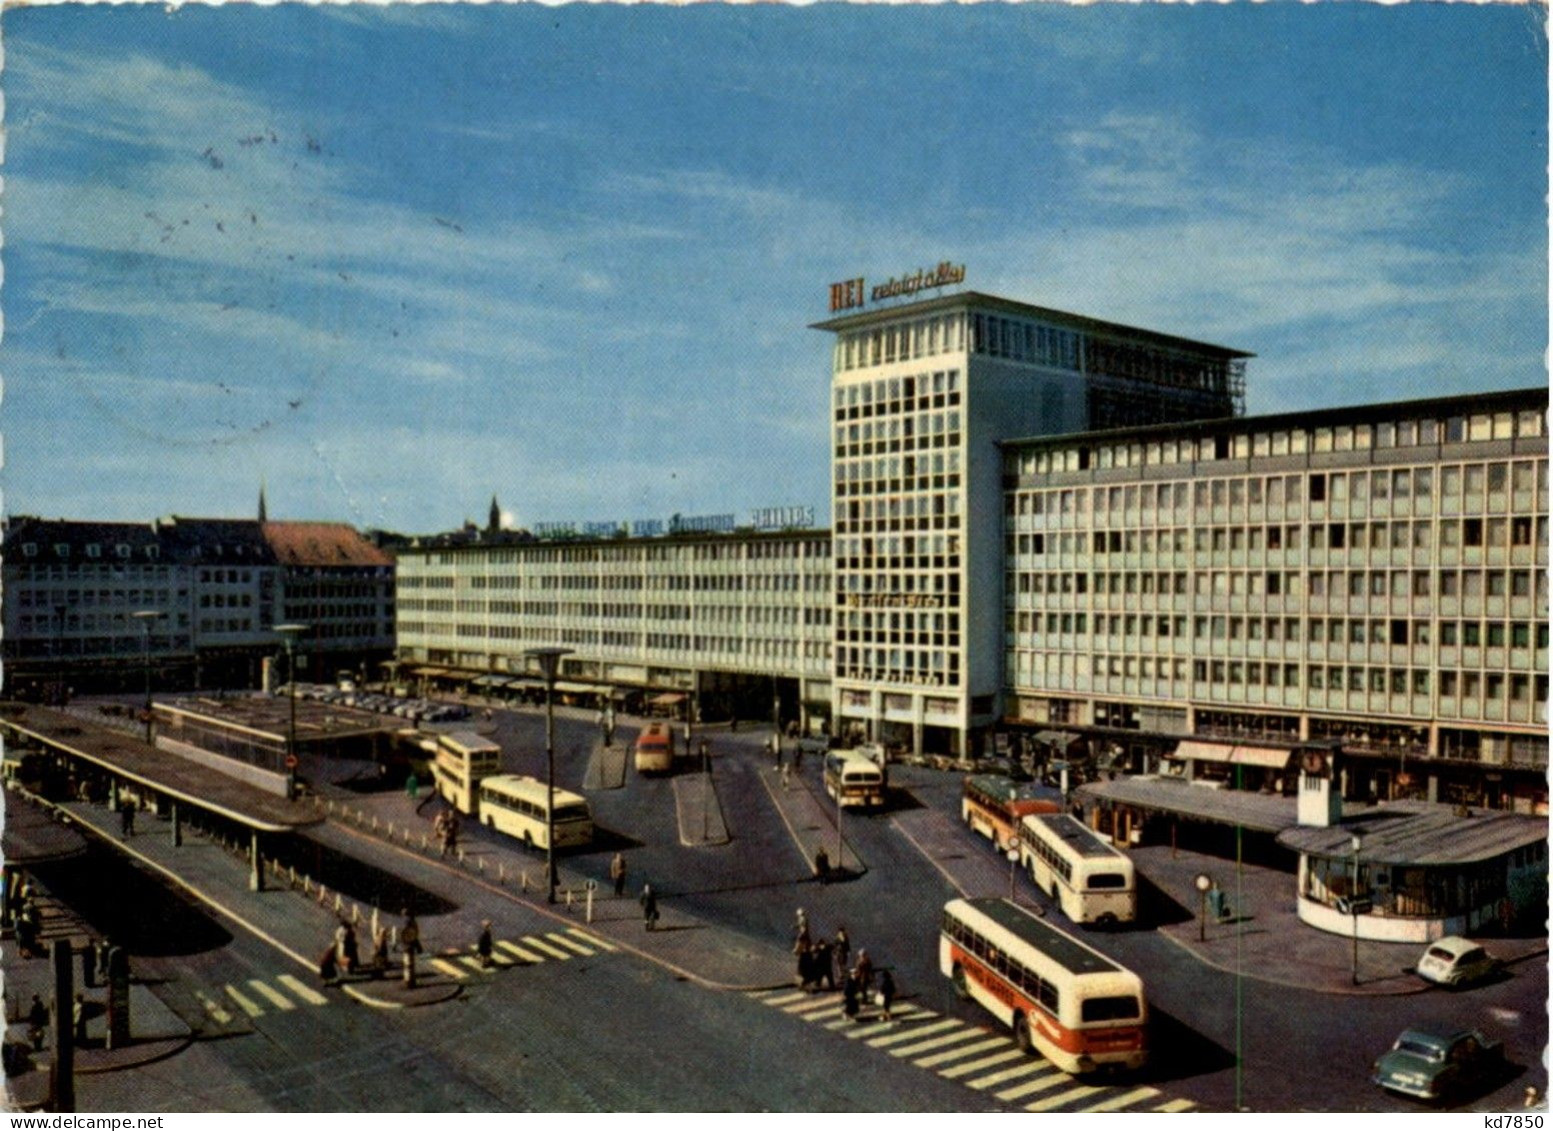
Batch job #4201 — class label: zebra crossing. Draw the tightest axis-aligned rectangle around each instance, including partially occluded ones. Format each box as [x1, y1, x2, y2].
[195, 973, 330, 1025]
[426, 927, 617, 981]
[748, 987, 1199, 1114]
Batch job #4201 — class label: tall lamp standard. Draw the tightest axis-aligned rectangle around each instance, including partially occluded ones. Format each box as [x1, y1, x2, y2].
[526, 646, 573, 903]
[130, 610, 164, 745]
[275, 625, 310, 802]
[1350, 832, 1365, 986]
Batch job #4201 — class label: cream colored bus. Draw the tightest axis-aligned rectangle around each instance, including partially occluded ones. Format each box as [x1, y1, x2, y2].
[476, 773, 594, 851]
[432, 730, 502, 814]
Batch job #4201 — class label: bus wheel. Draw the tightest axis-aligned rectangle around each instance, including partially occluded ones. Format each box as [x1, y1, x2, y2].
[523, 831, 535, 851]
[1013, 1012, 1033, 1054]
[1050, 881, 1060, 902]
[951, 964, 970, 1000]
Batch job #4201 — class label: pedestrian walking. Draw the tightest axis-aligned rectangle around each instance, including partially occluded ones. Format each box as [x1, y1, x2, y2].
[26, 994, 48, 1051]
[793, 908, 810, 953]
[318, 943, 339, 986]
[853, 948, 873, 994]
[399, 908, 423, 987]
[477, 920, 494, 969]
[796, 941, 813, 990]
[780, 762, 791, 789]
[877, 968, 896, 1022]
[639, 883, 660, 931]
[341, 922, 359, 976]
[812, 937, 835, 991]
[772, 735, 783, 771]
[813, 845, 830, 884]
[842, 970, 861, 1023]
[72, 993, 87, 1043]
[794, 742, 804, 771]
[372, 926, 391, 976]
[610, 852, 627, 898]
[833, 926, 850, 977]
[119, 800, 135, 838]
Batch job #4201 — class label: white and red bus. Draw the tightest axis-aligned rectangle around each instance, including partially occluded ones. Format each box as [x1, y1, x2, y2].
[961, 774, 1060, 848]
[940, 897, 1147, 1075]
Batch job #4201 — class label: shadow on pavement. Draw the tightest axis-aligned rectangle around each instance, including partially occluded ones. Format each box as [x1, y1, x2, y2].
[278, 834, 458, 917]
[1142, 1005, 1237, 1084]
[32, 845, 233, 956]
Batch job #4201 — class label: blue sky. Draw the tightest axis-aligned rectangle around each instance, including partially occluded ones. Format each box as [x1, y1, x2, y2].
[4, 3, 1546, 533]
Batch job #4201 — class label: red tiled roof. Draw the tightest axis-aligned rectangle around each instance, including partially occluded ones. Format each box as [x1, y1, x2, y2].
[261, 522, 392, 567]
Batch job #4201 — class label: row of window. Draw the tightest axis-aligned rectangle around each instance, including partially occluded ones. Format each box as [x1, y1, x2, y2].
[1011, 611, 1548, 651]
[1012, 463, 1549, 522]
[1015, 653, 1551, 703]
[1013, 406, 1546, 476]
[428, 540, 832, 567]
[1009, 567, 1546, 603]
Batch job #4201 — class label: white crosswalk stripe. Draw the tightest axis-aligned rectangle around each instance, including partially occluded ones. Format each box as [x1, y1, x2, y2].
[865, 1018, 963, 1048]
[566, 928, 617, 952]
[745, 988, 1199, 1114]
[196, 990, 233, 1025]
[995, 1070, 1071, 1102]
[1023, 1083, 1103, 1112]
[498, 939, 545, 963]
[546, 932, 595, 955]
[1081, 1086, 1160, 1113]
[888, 1027, 988, 1058]
[223, 984, 265, 1018]
[276, 975, 329, 1005]
[247, 979, 297, 1011]
[938, 1047, 1025, 1079]
[521, 936, 574, 960]
[966, 1060, 1046, 1090]
[913, 1036, 1009, 1068]
[428, 957, 468, 979]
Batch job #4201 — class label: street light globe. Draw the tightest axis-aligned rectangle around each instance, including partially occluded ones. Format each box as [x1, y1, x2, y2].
[1194, 873, 1213, 893]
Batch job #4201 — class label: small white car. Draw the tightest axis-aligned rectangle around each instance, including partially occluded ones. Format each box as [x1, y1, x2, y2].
[1416, 937, 1500, 988]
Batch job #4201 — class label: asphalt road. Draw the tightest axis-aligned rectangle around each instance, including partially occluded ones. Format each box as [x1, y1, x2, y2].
[19, 695, 1548, 1112]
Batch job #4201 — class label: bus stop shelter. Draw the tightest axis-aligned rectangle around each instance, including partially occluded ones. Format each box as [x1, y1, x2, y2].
[0, 703, 323, 891]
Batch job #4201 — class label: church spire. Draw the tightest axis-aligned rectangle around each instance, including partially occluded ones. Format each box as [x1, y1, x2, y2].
[488, 494, 501, 533]
[258, 479, 269, 523]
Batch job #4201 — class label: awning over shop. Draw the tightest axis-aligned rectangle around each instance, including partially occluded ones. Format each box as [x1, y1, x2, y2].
[552, 681, 598, 695]
[650, 692, 687, 706]
[1033, 730, 1081, 749]
[409, 665, 452, 676]
[471, 674, 505, 687]
[1172, 740, 1292, 768]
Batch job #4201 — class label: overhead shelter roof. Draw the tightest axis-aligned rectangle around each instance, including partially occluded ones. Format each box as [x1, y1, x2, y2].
[1276, 801, 1548, 867]
[0, 703, 323, 834]
[1074, 775, 1308, 835]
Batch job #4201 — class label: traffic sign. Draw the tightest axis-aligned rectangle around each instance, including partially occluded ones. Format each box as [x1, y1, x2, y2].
[285, 754, 299, 770]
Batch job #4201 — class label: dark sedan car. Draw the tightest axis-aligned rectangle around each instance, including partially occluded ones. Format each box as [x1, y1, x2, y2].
[1372, 1025, 1504, 1104]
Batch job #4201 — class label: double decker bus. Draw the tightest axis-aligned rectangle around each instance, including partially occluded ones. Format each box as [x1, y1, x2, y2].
[432, 730, 502, 814]
[477, 774, 594, 851]
[961, 775, 1061, 848]
[1018, 813, 1136, 926]
[634, 723, 674, 774]
[940, 897, 1147, 1075]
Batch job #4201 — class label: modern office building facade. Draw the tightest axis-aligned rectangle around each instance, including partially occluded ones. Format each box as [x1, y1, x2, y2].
[812, 290, 1249, 757]
[1002, 387, 1549, 812]
[393, 527, 833, 723]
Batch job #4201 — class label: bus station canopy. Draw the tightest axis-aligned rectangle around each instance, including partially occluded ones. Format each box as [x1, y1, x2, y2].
[1277, 801, 1548, 866]
[0, 703, 323, 835]
[650, 693, 686, 706]
[1075, 775, 1312, 834]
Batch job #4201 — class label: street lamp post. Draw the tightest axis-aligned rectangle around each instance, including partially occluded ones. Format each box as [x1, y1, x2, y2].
[130, 610, 163, 745]
[1194, 872, 1213, 943]
[1006, 837, 1021, 903]
[526, 647, 573, 904]
[1350, 832, 1364, 986]
[275, 625, 309, 802]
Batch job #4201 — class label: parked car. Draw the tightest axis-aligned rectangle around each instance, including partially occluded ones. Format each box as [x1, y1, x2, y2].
[1416, 937, 1500, 988]
[1372, 1025, 1504, 1103]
